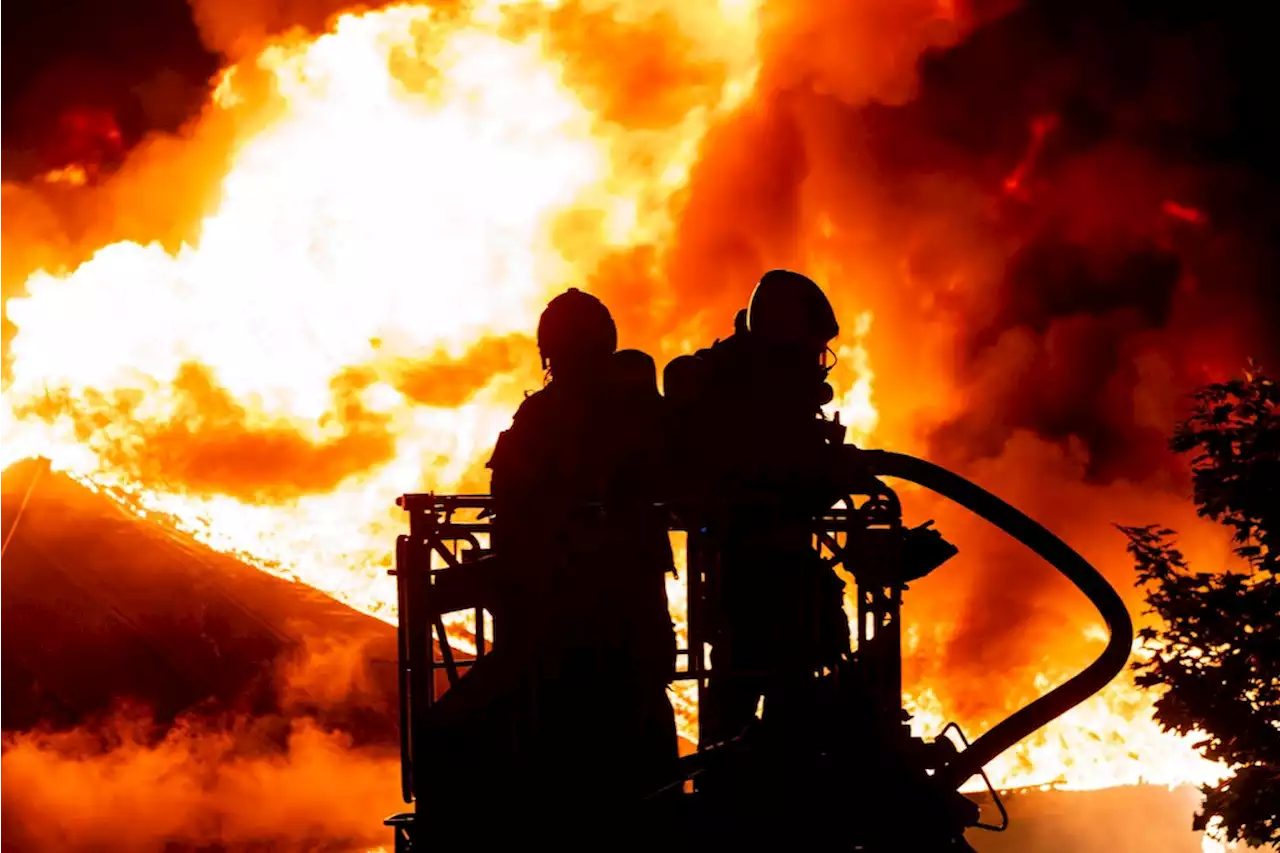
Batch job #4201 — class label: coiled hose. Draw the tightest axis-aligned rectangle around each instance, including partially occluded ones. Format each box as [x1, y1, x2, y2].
[855, 449, 1135, 789]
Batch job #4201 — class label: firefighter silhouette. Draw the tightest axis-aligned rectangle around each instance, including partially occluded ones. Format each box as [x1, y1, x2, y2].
[481, 289, 678, 818]
[667, 270, 851, 745]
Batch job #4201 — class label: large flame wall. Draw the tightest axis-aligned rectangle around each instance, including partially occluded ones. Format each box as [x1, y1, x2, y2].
[4, 0, 1271, 800]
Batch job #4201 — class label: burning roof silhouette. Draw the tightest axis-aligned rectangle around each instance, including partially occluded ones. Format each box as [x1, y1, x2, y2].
[1, 457, 399, 738]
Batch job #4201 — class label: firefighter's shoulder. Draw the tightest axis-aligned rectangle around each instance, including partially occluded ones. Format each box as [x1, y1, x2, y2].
[488, 387, 552, 470]
[509, 384, 560, 425]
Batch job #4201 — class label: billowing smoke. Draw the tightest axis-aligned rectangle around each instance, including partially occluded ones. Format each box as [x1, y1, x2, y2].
[0, 635, 401, 852]
[0, 712, 400, 853]
[0, 0, 215, 177]
[610, 0, 1276, 715]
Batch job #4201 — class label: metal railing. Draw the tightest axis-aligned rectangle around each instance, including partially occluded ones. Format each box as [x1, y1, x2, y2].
[388, 491, 895, 806]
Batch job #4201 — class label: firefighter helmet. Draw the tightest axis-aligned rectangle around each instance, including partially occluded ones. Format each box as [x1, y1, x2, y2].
[536, 287, 618, 370]
[614, 348, 658, 394]
[662, 354, 705, 407]
[746, 269, 839, 351]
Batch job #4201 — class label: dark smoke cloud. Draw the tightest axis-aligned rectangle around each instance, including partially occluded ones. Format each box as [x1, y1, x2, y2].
[646, 0, 1278, 472]
[581, 0, 1277, 713]
[627, 0, 1279, 476]
[1, 0, 216, 179]
[855, 1, 1277, 704]
[873, 0, 1280, 476]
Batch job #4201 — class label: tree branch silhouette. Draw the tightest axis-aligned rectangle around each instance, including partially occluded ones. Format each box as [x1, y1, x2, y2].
[1119, 363, 1278, 847]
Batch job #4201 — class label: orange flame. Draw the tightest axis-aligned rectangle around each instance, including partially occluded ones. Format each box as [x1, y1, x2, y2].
[0, 0, 1231, 800]
[37, 164, 90, 188]
[906, 633, 1231, 793]
[3, 0, 761, 618]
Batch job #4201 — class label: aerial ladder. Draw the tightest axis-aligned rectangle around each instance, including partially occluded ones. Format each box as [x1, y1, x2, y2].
[382, 442, 1133, 851]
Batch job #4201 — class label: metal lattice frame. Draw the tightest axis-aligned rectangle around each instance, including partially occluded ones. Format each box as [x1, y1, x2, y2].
[389, 488, 909, 811]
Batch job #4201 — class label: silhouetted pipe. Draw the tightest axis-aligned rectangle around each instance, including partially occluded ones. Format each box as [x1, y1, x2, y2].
[854, 448, 1134, 789]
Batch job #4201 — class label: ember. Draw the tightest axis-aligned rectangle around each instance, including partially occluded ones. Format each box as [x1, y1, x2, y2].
[1002, 113, 1059, 199]
[1162, 200, 1208, 226]
[44, 107, 124, 179]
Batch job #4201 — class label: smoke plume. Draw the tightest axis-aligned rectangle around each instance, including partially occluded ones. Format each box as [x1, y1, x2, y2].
[0, 631, 403, 852]
[609, 0, 1277, 715]
[0, 711, 400, 853]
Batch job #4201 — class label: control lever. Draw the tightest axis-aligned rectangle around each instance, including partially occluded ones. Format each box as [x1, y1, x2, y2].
[938, 722, 1009, 832]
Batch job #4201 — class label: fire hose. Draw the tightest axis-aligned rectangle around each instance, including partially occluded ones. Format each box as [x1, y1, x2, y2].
[853, 448, 1135, 789]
